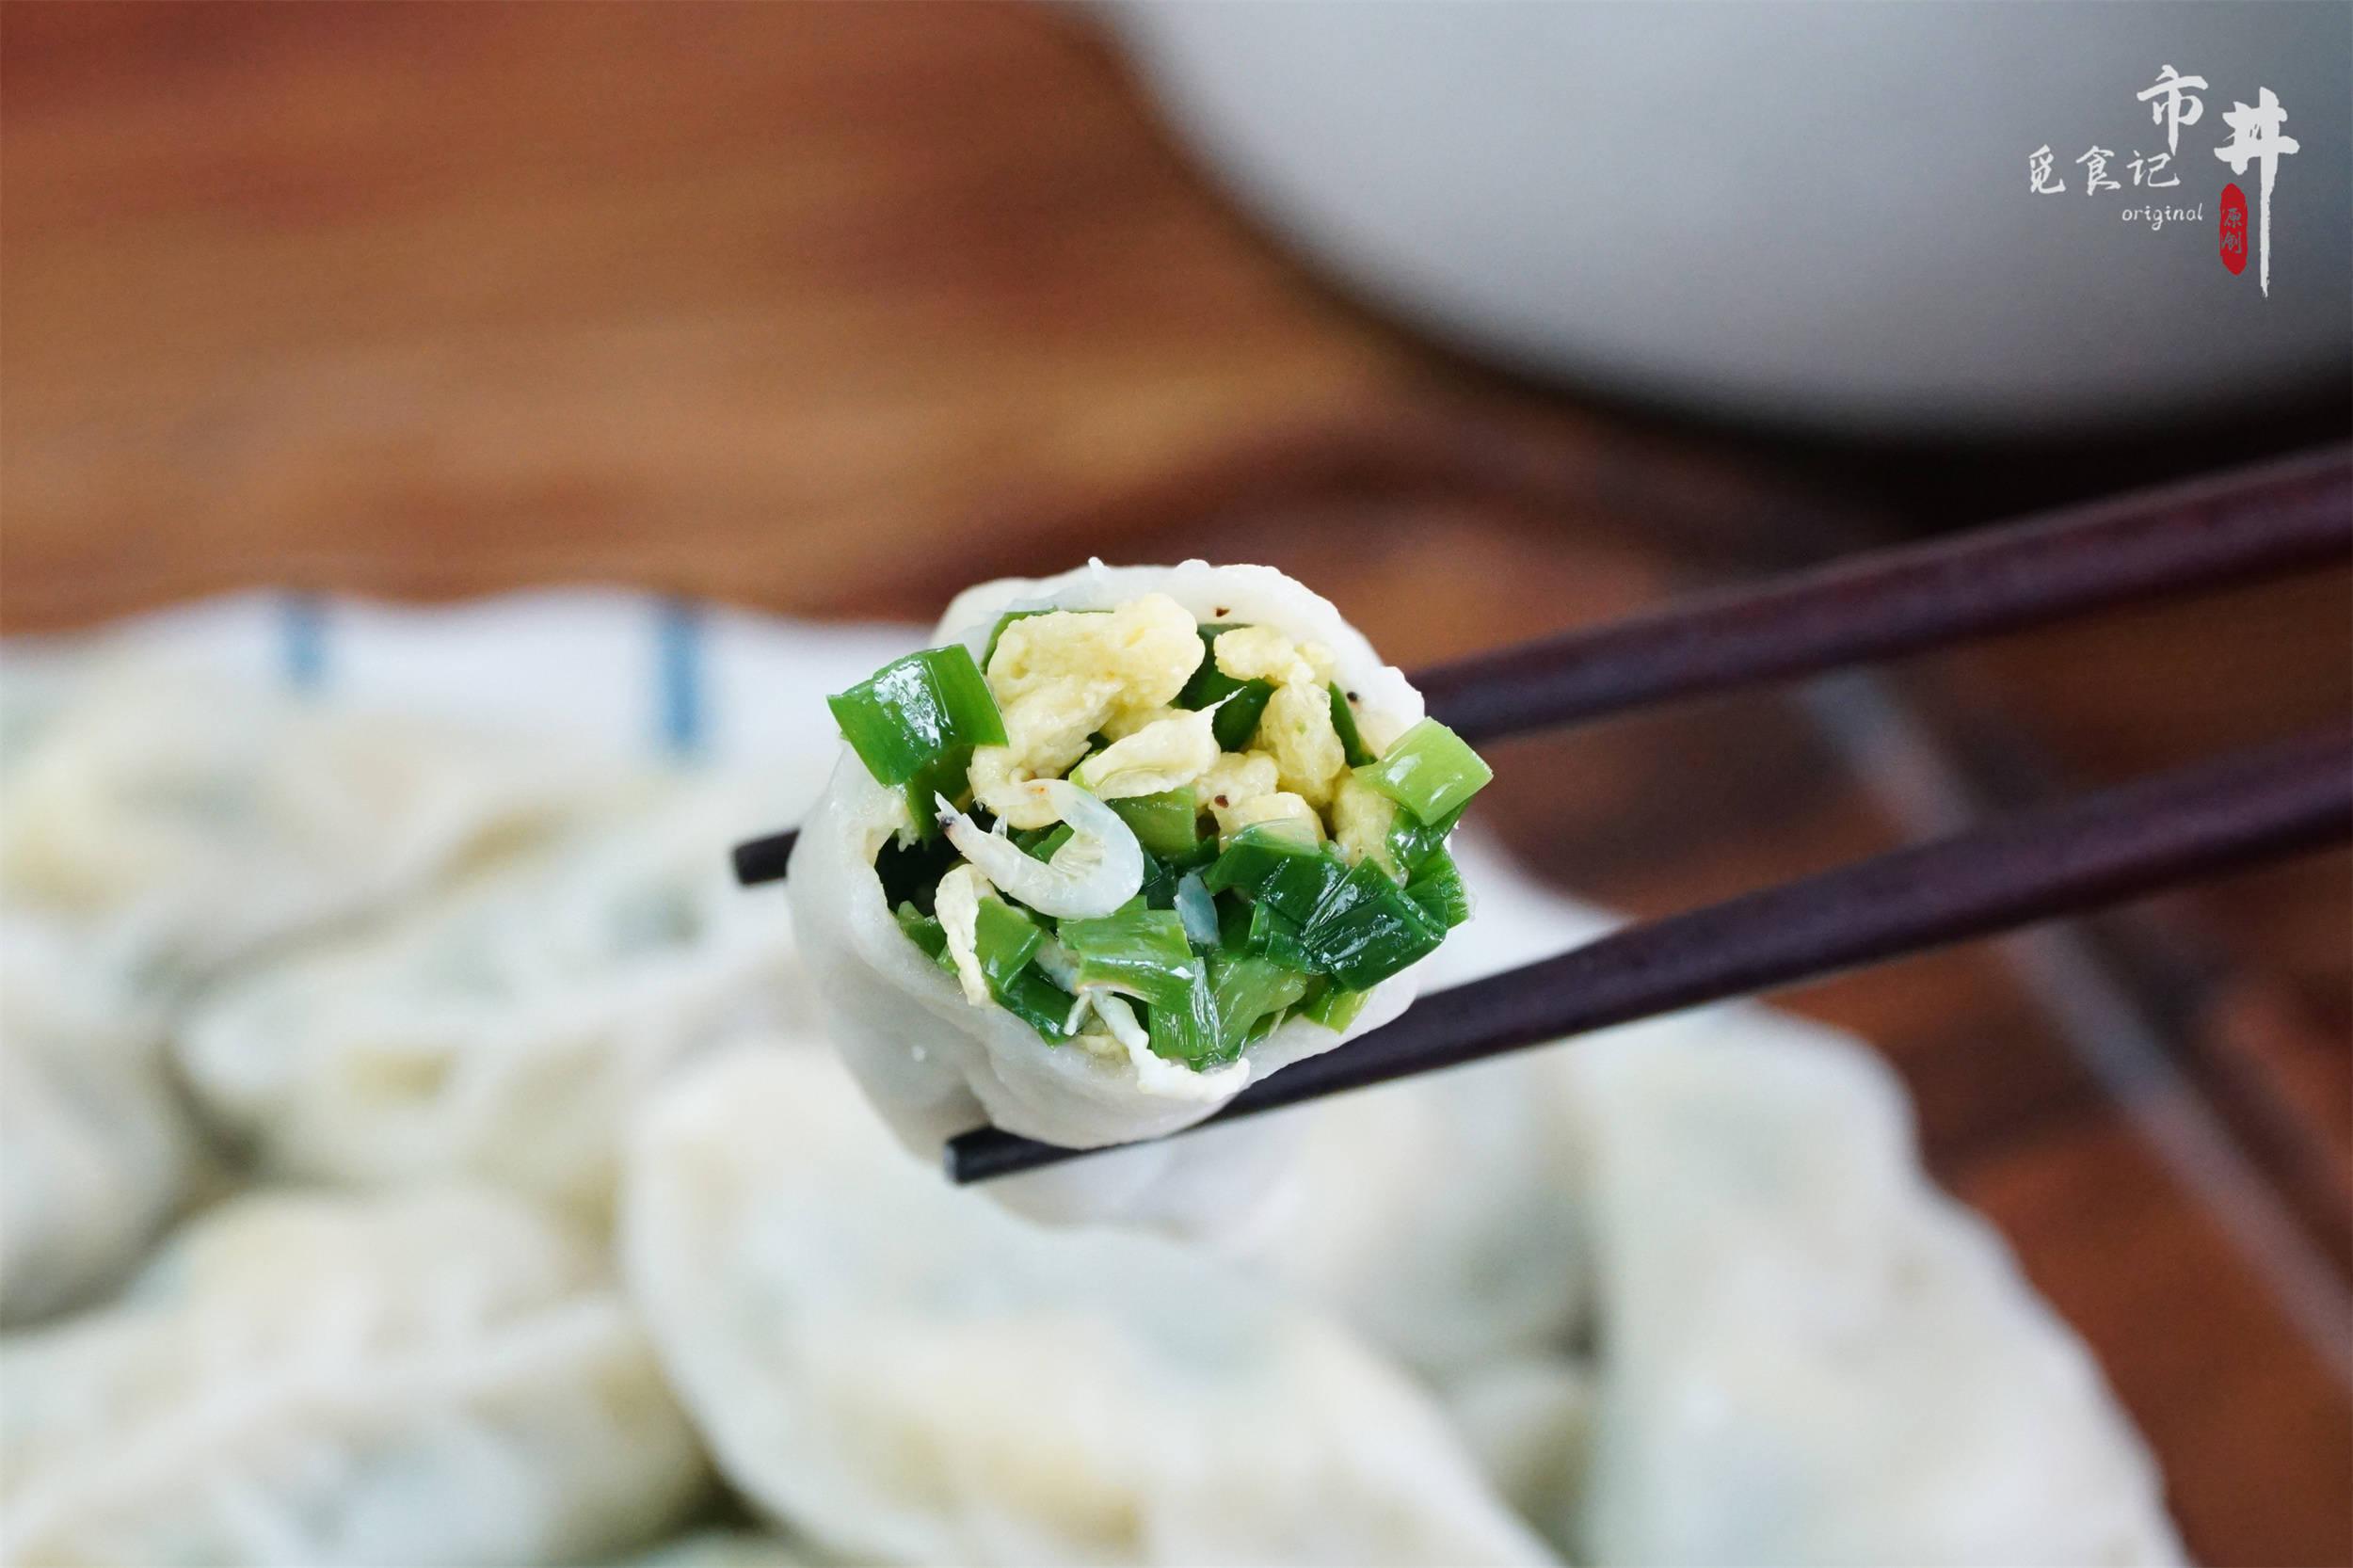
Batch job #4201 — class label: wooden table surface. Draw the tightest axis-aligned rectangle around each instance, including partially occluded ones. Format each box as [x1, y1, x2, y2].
[6, 6, 2347, 1562]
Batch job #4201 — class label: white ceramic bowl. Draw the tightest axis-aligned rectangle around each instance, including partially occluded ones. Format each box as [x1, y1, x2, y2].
[1109, 2, 2350, 436]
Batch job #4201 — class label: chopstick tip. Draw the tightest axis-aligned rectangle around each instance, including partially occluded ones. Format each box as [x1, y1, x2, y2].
[945, 1124, 1086, 1184]
[732, 829, 798, 886]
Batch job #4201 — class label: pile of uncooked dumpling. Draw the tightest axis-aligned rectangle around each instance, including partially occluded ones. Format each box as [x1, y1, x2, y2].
[0, 601, 2184, 1567]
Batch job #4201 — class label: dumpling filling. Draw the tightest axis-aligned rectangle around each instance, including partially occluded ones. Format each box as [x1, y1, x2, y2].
[826, 593, 1491, 1078]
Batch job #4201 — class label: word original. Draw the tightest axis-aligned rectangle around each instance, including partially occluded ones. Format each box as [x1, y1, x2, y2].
[2120, 203, 2206, 232]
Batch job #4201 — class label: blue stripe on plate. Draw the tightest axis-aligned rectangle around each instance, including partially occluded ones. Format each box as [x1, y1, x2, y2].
[657, 598, 705, 758]
[281, 592, 328, 692]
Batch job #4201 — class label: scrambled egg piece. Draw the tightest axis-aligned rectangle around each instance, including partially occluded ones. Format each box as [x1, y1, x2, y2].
[1215, 627, 1346, 809]
[933, 863, 990, 1006]
[969, 596, 1202, 828]
[960, 599, 1382, 859]
[1184, 751, 1320, 845]
[1224, 792, 1323, 844]
[1256, 681, 1347, 810]
[1099, 704, 1184, 742]
[1193, 751, 1278, 839]
[1070, 709, 1221, 800]
[1330, 774, 1401, 875]
[1211, 627, 1336, 687]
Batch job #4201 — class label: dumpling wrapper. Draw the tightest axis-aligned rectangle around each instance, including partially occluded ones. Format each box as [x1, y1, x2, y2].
[0, 664, 593, 988]
[0, 1185, 710, 1568]
[619, 1041, 1556, 1568]
[0, 914, 199, 1326]
[1234, 838, 1603, 1381]
[177, 770, 812, 1219]
[789, 561, 1432, 1226]
[1239, 835, 2182, 1564]
[1559, 1008, 2184, 1566]
[1440, 1355, 1599, 1538]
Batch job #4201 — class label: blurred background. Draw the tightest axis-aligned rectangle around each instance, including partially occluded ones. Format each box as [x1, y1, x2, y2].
[3, 5, 2347, 1561]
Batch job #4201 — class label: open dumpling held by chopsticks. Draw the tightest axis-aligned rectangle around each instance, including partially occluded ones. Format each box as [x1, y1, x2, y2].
[789, 560, 1492, 1195]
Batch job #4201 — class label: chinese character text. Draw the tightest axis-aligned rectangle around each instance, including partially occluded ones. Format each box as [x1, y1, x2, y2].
[2213, 87, 2299, 295]
[2135, 65, 2208, 155]
[2076, 145, 2121, 195]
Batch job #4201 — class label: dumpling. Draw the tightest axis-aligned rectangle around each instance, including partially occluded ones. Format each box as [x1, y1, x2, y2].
[1234, 835, 1605, 1379]
[175, 770, 811, 1218]
[619, 1043, 1556, 1568]
[1235, 834, 2180, 1564]
[0, 1034, 186, 1326]
[1236, 1048, 1595, 1380]
[0, 914, 200, 1326]
[0, 1185, 711, 1567]
[1557, 1009, 2184, 1565]
[790, 560, 1485, 1229]
[1210, 839, 1605, 1553]
[0, 664, 589, 987]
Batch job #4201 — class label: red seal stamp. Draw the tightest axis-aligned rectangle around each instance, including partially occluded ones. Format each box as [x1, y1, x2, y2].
[2219, 183, 2249, 275]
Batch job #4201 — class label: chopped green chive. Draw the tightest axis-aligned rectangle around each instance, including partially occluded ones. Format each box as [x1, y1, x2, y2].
[1138, 837, 1217, 910]
[1244, 899, 1313, 972]
[1215, 891, 1254, 953]
[1060, 899, 1203, 1013]
[1136, 851, 1176, 911]
[1019, 823, 1076, 863]
[829, 645, 1005, 785]
[1176, 625, 1241, 705]
[971, 897, 1046, 992]
[1210, 682, 1275, 752]
[894, 901, 948, 960]
[1298, 858, 1446, 990]
[1385, 800, 1465, 878]
[1209, 953, 1311, 1052]
[1327, 684, 1377, 768]
[828, 645, 1007, 834]
[967, 897, 1077, 1042]
[1145, 967, 1226, 1065]
[995, 963, 1078, 1042]
[1176, 625, 1276, 751]
[1109, 789, 1203, 859]
[1204, 828, 1444, 990]
[1201, 825, 1338, 924]
[1404, 846, 1472, 930]
[1301, 980, 1370, 1032]
[1356, 717, 1492, 826]
[898, 756, 971, 841]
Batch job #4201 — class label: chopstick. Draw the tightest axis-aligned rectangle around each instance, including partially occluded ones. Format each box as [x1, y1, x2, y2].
[731, 443, 2350, 885]
[731, 831, 798, 888]
[1417, 442, 2351, 743]
[947, 723, 2353, 1183]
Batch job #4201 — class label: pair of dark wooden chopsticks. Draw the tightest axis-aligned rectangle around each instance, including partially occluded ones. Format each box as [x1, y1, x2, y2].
[730, 444, 2353, 1184]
